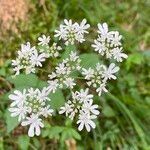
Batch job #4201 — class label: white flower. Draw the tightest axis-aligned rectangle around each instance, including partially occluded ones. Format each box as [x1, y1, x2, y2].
[27, 88, 38, 97]
[96, 83, 108, 96]
[96, 63, 106, 72]
[9, 106, 28, 121]
[55, 25, 67, 40]
[68, 52, 81, 70]
[49, 43, 62, 58]
[30, 51, 46, 67]
[82, 64, 106, 93]
[69, 51, 79, 62]
[9, 89, 26, 107]
[59, 102, 73, 117]
[59, 89, 99, 130]
[38, 35, 50, 46]
[92, 22, 127, 61]
[37, 87, 50, 101]
[56, 62, 70, 75]
[112, 47, 128, 62]
[75, 34, 85, 43]
[64, 77, 76, 89]
[82, 63, 117, 95]
[39, 42, 62, 58]
[21, 114, 44, 137]
[9, 87, 53, 137]
[13, 67, 22, 75]
[97, 23, 111, 40]
[9, 19, 128, 135]
[82, 100, 100, 115]
[25, 65, 35, 74]
[47, 80, 59, 93]
[64, 19, 75, 30]
[18, 42, 36, 57]
[55, 19, 90, 45]
[12, 42, 46, 75]
[102, 63, 119, 81]
[91, 39, 106, 55]
[77, 111, 96, 132]
[48, 52, 81, 90]
[82, 68, 94, 80]
[77, 88, 93, 103]
[76, 19, 90, 34]
[110, 31, 122, 46]
[40, 106, 53, 118]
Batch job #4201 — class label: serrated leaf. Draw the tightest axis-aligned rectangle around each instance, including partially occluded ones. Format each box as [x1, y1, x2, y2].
[49, 126, 64, 139]
[61, 129, 70, 142]
[61, 128, 81, 142]
[7, 74, 39, 88]
[18, 135, 30, 150]
[80, 53, 100, 69]
[49, 89, 65, 110]
[5, 110, 19, 133]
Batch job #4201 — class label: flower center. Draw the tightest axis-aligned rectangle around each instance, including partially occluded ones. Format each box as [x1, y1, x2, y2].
[26, 97, 45, 113]
[21, 57, 30, 67]
[67, 30, 76, 43]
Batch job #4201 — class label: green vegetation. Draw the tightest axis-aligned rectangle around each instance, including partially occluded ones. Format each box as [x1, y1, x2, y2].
[0, 0, 149, 149]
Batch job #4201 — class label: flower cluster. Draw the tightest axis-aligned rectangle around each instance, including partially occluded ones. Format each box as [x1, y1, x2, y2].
[92, 23, 128, 62]
[47, 51, 81, 92]
[38, 35, 62, 58]
[9, 88, 53, 137]
[9, 19, 128, 137]
[55, 19, 90, 45]
[59, 89, 100, 132]
[82, 63, 119, 96]
[12, 42, 46, 75]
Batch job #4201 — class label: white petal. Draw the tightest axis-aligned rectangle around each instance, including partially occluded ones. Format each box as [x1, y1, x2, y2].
[35, 125, 41, 136]
[28, 125, 35, 137]
[21, 121, 30, 126]
[85, 124, 91, 132]
[78, 122, 84, 131]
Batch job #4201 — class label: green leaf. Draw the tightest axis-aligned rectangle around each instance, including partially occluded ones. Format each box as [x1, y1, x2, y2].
[107, 93, 148, 147]
[103, 105, 115, 117]
[49, 89, 65, 110]
[5, 110, 19, 133]
[0, 138, 4, 150]
[126, 53, 144, 70]
[65, 119, 72, 127]
[36, 80, 48, 89]
[18, 135, 30, 150]
[61, 128, 81, 142]
[49, 126, 64, 139]
[33, 138, 40, 149]
[0, 68, 6, 76]
[80, 53, 100, 69]
[60, 44, 76, 61]
[7, 74, 47, 89]
[124, 73, 136, 87]
[69, 129, 81, 140]
[42, 125, 65, 139]
[7, 74, 39, 88]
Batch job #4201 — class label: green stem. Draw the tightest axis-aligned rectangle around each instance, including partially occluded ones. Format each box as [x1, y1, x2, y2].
[107, 92, 148, 147]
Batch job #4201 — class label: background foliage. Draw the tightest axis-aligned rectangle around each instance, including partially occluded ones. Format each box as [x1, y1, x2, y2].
[0, 0, 149, 149]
